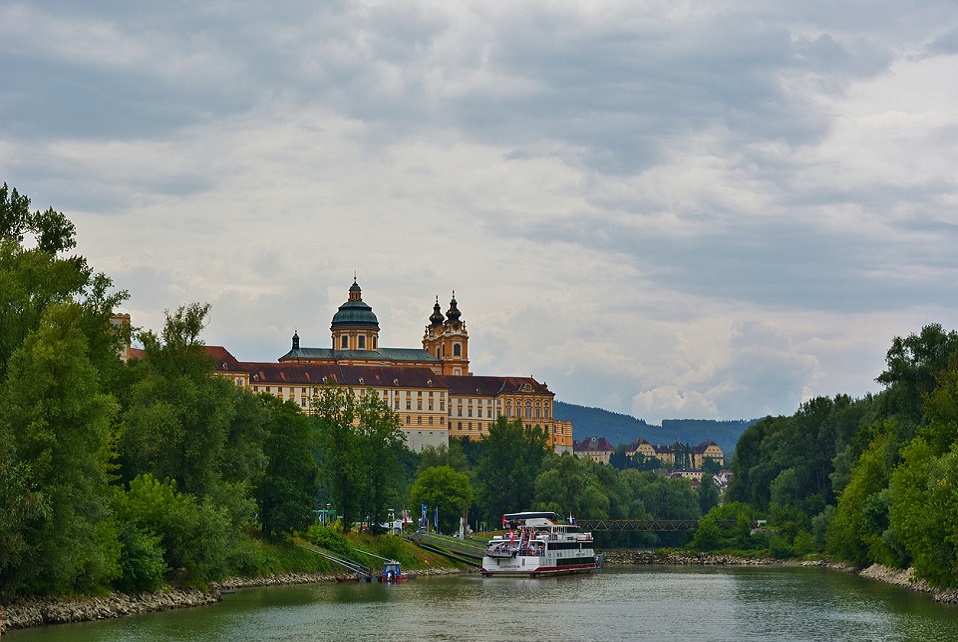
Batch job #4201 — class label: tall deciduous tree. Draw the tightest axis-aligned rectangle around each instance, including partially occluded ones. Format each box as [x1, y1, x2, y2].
[356, 390, 407, 533]
[0, 303, 121, 595]
[120, 303, 237, 498]
[476, 417, 548, 524]
[254, 395, 318, 537]
[312, 382, 363, 532]
[409, 466, 474, 534]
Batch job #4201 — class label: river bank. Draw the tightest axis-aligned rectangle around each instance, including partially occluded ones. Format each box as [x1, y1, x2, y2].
[603, 549, 958, 605]
[0, 566, 465, 632]
[602, 549, 776, 565]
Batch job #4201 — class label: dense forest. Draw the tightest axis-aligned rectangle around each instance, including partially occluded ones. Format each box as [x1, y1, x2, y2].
[0, 184, 709, 599]
[702, 323, 958, 588]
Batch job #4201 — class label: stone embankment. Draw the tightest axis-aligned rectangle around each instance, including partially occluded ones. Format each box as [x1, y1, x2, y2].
[0, 566, 466, 632]
[603, 549, 775, 566]
[857, 564, 958, 604]
[0, 588, 219, 632]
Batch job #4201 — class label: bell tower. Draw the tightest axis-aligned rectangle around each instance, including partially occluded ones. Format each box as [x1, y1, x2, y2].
[423, 291, 470, 376]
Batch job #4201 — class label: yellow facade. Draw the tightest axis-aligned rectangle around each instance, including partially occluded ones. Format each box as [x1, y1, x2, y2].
[210, 281, 572, 453]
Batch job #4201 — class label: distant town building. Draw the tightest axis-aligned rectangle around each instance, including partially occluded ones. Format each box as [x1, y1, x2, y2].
[572, 436, 616, 464]
[626, 437, 725, 468]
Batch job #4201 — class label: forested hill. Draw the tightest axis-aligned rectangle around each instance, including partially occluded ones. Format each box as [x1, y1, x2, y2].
[553, 401, 757, 455]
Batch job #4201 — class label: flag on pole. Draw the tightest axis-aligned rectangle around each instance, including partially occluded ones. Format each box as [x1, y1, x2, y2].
[421, 503, 428, 529]
[434, 505, 439, 530]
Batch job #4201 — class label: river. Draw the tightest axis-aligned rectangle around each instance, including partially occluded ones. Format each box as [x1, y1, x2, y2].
[8, 566, 958, 641]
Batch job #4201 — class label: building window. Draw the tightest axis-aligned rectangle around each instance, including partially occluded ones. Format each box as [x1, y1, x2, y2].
[395, 400, 400, 410]
[428, 416, 434, 425]
[417, 401, 423, 410]
[253, 386, 259, 392]
[406, 400, 411, 410]
[417, 416, 422, 425]
[358, 335, 365, 349]
[406, 416, 411, 424]
[266, 386, 271, 393]
[454, 343, 461, 357]
[373, 337, 377, 349]
[341, 336, 348, 349]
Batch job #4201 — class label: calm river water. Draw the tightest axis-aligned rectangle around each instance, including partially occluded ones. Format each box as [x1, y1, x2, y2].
[9, 567, 958, 642]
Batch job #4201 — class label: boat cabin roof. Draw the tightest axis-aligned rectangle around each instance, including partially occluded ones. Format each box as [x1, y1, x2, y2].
[502, 511, 562, 529]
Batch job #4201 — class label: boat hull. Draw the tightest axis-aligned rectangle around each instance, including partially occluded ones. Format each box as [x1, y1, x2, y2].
[480, 556, 599, 577]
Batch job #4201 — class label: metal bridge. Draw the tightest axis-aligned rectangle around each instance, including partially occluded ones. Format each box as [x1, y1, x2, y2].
[575, 519, 737, 532]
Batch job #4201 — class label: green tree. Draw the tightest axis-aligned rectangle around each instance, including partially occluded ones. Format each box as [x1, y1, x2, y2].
[476, 417, 549, 524]
[690, 502, 757, 552]
[889, 433, 958, 587]
[0, 303, 121, 595]
[312, 382, 364, 532]
[254, 395, 318, 537]
[115, 474, 232, 586]
[355, 390, 407, 533]
[698, 475, 720, 515]
[826, 432, 896, 567]
[534, 454, 587, 516]
[409, 466, 474, 534]
[0, 182, 78, 254]
[120, 303, 238, 498]
[877, 324, 958, 427]
[417, 442, 470, 476]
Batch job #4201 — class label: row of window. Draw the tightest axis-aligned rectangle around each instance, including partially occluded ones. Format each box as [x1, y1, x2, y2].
[339, 334, 379, 350]
[247, 386, 551, 419]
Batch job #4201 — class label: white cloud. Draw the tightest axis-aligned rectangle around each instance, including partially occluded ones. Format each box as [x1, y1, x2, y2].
[3, 0, 958, 425]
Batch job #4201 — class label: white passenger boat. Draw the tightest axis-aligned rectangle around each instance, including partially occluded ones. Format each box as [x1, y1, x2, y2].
[480, 511, 601, 577]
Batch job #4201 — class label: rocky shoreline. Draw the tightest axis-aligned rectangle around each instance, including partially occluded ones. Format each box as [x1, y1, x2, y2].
[602, 549, 776, 565]
[0, 587, 220, 632]
[604, 549, 958, 605]
[0, 566, 466, 633]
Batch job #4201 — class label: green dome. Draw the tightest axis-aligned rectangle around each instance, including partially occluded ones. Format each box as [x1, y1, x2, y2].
[331, 280, 380, 329]
[331, 300, 380, 328]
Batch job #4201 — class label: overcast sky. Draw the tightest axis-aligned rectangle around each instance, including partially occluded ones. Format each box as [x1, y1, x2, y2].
[3, 1, 957, 424]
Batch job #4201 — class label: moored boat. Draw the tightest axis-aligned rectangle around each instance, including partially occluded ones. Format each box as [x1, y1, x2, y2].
[480, 511, 600, 577]
[378, 561, 412, 582]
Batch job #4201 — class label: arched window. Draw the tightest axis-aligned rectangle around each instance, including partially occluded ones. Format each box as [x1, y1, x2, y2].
[453, 343, 461, 357]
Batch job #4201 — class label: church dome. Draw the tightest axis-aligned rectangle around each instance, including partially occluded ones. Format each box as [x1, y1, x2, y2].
[331, 280, 380, 329]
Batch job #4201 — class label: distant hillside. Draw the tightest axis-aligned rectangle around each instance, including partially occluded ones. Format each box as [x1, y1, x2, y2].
[553, 401, 757, 456]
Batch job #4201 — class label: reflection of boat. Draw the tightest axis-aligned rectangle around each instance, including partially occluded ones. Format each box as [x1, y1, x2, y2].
[378, 561, 412, 583]
[481, 512, 600, 578]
